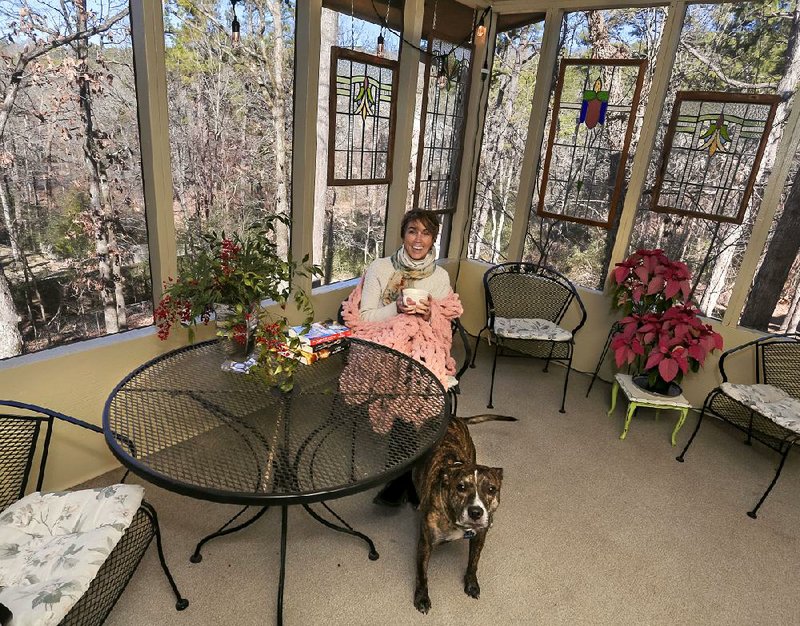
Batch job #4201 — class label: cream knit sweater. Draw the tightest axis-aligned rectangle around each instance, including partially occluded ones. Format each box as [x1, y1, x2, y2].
[359, 257, 452, 322]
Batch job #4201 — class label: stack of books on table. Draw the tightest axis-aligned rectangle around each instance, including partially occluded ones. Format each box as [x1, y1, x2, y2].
[283, 321, 352, 365]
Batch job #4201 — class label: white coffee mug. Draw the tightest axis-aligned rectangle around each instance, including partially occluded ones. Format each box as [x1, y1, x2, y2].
[402, 288, 430, 308]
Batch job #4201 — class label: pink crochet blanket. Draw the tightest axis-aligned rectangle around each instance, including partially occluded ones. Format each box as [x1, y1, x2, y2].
[340, 282, 463, 434]
[341, 281, 463, 385]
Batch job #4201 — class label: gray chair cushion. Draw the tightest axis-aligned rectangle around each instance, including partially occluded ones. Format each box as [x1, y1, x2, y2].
[494, 317, 572, 342]
[720, 383, 800, 436]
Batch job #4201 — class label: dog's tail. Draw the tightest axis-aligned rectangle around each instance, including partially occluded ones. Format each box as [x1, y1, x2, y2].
[460, 413, 518, 425]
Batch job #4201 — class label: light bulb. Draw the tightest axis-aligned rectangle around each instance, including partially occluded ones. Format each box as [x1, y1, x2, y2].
[377, 33, 385, 57]
[437, 74, 447, 89]
[231, 16, 240, 45]
[476, 22, 486, 38]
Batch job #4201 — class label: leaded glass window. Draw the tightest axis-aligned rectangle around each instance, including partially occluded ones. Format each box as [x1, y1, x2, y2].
[652, 91, 781, 224]
[328, 47, 398, 185]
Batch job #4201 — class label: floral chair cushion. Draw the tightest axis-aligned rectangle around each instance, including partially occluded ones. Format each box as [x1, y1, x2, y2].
[494, 317, 572, 342]
[0, 484, 144, 626]
[720, 383, 800, 436]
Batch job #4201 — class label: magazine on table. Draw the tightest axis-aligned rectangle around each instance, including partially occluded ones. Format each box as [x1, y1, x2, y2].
[288, 321, 351, 346]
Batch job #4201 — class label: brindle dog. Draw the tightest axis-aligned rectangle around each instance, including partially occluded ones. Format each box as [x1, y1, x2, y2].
[411, 414, 514, 614]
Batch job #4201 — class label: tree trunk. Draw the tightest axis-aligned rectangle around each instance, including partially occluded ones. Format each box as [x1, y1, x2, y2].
[783, 281, 800, 332]
[76, 0, 120, 334]
[265, 1, 289, 257]
[740, 167, 800, 329]
[324, 204, 335, 284]
[0, 264, 23, 358]
[0, 174, 21, 263]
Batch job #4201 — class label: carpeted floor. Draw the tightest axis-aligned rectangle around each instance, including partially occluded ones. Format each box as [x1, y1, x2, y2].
[92, 347, 800, 625]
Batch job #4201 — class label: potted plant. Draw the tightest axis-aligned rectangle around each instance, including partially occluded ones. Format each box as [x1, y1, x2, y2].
[611, 248, 691, 315]
[610, 249, 723, 395]
[154, 215, 320, 389]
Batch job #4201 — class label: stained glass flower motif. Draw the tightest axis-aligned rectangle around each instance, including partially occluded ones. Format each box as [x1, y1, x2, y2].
[579, 78, 609, 129]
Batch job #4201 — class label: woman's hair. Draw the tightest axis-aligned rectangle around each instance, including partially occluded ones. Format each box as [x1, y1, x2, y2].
[401, 209, 440, 240]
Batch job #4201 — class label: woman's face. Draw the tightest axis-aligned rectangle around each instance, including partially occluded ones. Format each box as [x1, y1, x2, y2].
[403, 219, 435, 261]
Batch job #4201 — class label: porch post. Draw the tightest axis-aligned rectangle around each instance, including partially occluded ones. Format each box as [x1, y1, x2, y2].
[130, 1, 176, 302]
[448, 11, 497, 260]
[384, 0, 425, 254]
[505, 8, 564, 263]
[291, 0, 323, 292]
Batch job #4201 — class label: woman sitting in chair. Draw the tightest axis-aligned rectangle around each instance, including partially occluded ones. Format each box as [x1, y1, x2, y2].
[341, 209, 463, 384]
[341, 210, 463, 506]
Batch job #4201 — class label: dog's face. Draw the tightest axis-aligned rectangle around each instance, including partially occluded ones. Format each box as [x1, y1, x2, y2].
[441, 464, 503, 530]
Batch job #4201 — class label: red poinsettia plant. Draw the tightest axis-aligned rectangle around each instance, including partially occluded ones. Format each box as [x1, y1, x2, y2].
[610, 249, 723, 391]
[611, 248, 692, 315]
[611, 305, 724, 388]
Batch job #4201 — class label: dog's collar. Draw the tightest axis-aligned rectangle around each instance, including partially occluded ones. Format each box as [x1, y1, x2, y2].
[462, 529, 476, 539]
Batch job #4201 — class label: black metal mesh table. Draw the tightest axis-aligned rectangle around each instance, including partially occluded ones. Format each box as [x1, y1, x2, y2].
[103, 338, 449, 624]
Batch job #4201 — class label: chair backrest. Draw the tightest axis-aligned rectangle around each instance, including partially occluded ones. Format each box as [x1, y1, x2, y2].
[757, 334, 800, 399]
[0, 401, 102, 511]
[0, 412, 52, 510]
[484, 263, 577, 325]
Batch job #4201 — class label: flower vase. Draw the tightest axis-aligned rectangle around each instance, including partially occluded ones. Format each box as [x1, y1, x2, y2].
[213, 303, 257, 365]
[632, 374, 682, 397]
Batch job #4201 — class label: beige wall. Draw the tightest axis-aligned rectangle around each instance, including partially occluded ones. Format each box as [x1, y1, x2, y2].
[0, 260, 766, 494]
[0, 286, 354, 494]
[454, 258, 763, 408]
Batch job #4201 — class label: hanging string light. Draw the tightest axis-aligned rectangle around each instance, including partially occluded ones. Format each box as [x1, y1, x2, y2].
[432, 0, 446, 88]
[437, 54, 448, 89]
[475, 14, 486, 38]
[377, 0, 391, 57]
[231, 0, 241, 46]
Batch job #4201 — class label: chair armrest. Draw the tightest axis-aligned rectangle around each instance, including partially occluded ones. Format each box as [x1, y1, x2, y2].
[0, 400, 136, 470]
[0, 400, 102, 434]
[452, 318, 472, 382]
[569, 290, 588, 335]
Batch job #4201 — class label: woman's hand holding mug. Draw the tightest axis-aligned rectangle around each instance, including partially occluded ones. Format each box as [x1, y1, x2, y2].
[398, 288, 431, 319]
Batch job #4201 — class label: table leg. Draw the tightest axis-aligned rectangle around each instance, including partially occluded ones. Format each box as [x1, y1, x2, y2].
[608, 381, 620, 416]
[671, 408, 690, 447]
[191, 505, 270, 563]
[277, 505, 288, 626]
[620, 403, 637, 440]
[302, 503, 379, 560]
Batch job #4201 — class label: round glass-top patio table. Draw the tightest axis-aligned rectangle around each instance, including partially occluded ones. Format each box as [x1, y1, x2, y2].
[103, 338, 449, 624]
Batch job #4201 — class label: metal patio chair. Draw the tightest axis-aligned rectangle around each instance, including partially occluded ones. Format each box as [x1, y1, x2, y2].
[471, 263, 587, 413]
[676, 332, 800, 518]
[0, 400, 188, 625]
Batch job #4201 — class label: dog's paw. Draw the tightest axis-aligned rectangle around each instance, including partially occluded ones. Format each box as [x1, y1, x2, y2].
[414, 587, 432, 614]
[464, 574, 480, 599]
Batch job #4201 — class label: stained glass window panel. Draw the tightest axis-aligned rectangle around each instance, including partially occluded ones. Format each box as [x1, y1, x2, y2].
[652, 91, 781, 223]
[538, 58, 646, 228]
[328, 47, 398, 185]
[414, 40, 472, 213]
